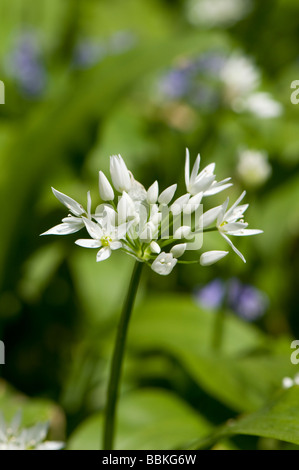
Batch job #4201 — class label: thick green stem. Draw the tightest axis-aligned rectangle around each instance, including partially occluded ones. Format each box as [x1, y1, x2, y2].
[103, 261, 143, 450]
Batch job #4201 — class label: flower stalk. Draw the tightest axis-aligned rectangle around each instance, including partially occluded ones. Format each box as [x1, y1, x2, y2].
[103, 261, 143, 450]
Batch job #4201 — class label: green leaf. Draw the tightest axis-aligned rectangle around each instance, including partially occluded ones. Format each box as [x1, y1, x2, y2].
[192, 386, 299, 448]
[128, 295, 294, 412]
[68, 388, 212, 450]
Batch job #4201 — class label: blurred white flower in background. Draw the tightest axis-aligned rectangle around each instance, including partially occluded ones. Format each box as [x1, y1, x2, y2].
[0, 412, 64, 450]
[237, 149, 272, 187]
[220, 54, 260, 104]
[241, 92, 283, 118]
[220, 53, 283, 118]
[282, 374, 299, 389]
[185, 0, 252, 28]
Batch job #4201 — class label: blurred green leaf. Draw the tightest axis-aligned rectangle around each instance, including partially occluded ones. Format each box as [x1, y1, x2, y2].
[68, 388, 212, 450]
[192, 386, 299, 448]
[129, 295, 294, 411]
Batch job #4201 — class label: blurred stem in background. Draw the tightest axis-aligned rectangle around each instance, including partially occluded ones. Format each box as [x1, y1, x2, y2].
[103, 261, 143, 450]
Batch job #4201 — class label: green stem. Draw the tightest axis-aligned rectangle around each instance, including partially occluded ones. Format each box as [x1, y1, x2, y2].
[103, 261, 143, 450]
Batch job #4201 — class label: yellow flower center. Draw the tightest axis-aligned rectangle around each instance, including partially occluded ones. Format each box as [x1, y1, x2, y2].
[101, 236, 112, 247]
[220, 221, 228, 227]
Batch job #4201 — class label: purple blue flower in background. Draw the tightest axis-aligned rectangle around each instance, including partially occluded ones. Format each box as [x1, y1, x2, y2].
[194, 279, 226, 310]
[227, 278, 269, 321]
[6, 32, 47, 98]
[194, 277, 269, 321]
[156, 52, 225, 108]
[72, 39, 107, 69]
[72, 32, 137, 70]
[158, 69, 191, 99]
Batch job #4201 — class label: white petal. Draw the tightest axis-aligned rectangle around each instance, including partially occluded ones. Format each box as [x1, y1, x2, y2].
[229, 229, 263, 236]
[185, 148, 190, 188]
[191, 174, 215, 195]
[40, 222, 83, 236]
[110, 241, 122, 250]
[199, 205, 222, 229]
[183, 192, 203, 214]
[225, 191, 246, 219]
[96, 246, 112, 262]
[190, 153, 201, 185]
[83, 217, 103, 239]
[51, 187, 85, 216]
[158, 184, 177, 205]
[150, 241, 161, 254]
[147, 181, 159, 204]
[35, 441, 64, 451]
[216, 198, 229, 225]
[200, 250, 229, 266]
[151, 252, 177, 276]
[117, 192, 135, 224]
[110, 155, 131, 192]
[99, 171, 114, 201]
[170, 243, 187, 258]
[223, 222, 248, 233]
[75, 239, 102, 248]
[171, 194, 190, 215]
[204, 182, 233, 196]
[174, 225, 191, 239]
[220, 232, 246, 263]
[116, 222, 129, 240]
[87, 191, 92, 216]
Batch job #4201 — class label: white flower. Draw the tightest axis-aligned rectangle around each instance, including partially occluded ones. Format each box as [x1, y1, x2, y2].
[158, 184, 177, 205]
[282, 377, 294, 389]
[42, 150, 262, 275]
[242, 92, 283, 118]
[216, 191, 263, 262]
[0, 412, 64, 451]
[127, 172, 147, 202]
[186, 0, 251, 28]
[200, 250, 228, 266]
[185, 149, 232, 197]
[75, 215, 127, 262]
[174, 225, 191, 239]
[220, 54, 260, 103]
[99, 171, 114, 201]
[147, 181, 159, 204]
[237, 149, 272, 187]
[171, 193, 191, 215]
[110, 154, 131, 192]
[117, 191, 139, 225]
[170, 243, 187, 258]
[40, 189, 91, 236]
[150, 241, 161, 254]
[151, 252, 177, 275]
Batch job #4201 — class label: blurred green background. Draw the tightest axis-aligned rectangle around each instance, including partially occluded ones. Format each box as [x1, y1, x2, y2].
[1, 0, 299, 450]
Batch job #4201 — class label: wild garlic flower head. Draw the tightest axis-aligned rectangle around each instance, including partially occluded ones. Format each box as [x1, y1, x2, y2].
[41, 150, 262, 275]
[237, 149, 272, 187]
[0, 412, 64, 451]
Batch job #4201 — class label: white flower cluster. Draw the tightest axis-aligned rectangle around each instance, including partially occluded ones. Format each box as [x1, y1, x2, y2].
[41, 150, 262, 275]
[0, 412, 64, 450]
[185, 0, 252, 28]
[220, 53, 283, 118]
